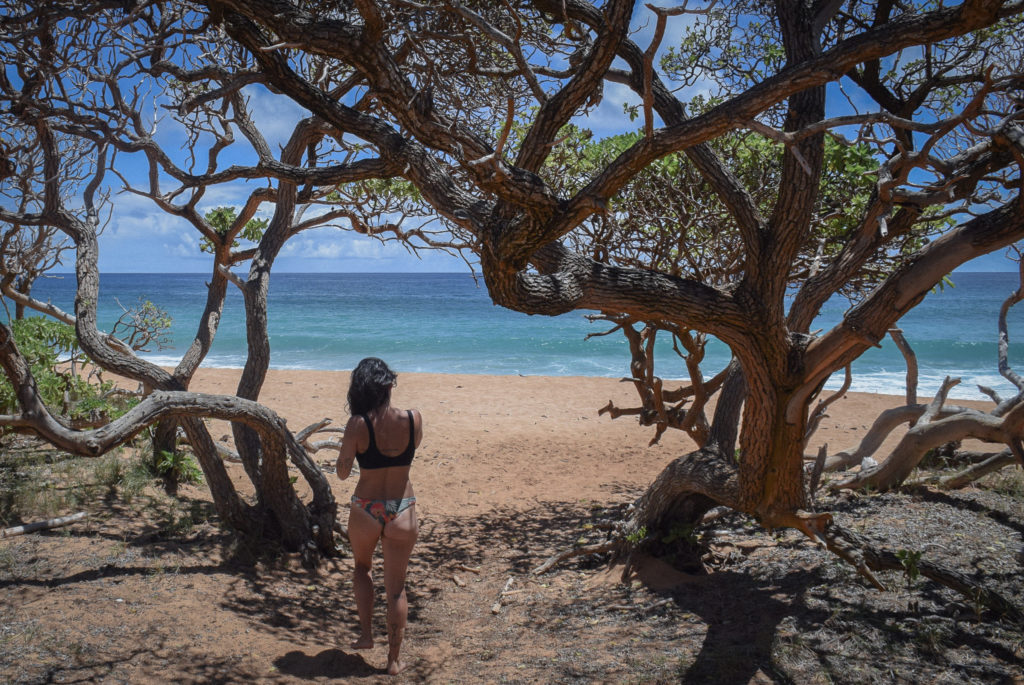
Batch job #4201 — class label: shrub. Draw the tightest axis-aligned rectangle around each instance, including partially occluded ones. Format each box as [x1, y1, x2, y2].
[0, 317, 136, 422]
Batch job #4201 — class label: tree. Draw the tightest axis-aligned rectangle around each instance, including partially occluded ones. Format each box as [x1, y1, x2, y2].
[2, 2, 1023, 596]
[0, 0, 460, 561]
[189, 0, 1024, 592]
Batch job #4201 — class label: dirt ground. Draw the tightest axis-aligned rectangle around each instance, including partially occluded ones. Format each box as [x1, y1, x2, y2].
[2, 370, 1023, 683]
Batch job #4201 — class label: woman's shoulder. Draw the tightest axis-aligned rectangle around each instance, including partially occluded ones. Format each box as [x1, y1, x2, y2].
[346, 413, 368, 425]
[345, 414, 369, 433]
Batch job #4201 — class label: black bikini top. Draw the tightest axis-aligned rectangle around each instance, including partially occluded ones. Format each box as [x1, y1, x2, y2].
[355, 410, 416, 470]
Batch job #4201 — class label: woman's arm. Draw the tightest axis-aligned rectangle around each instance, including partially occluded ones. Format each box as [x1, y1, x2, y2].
[412, 408, 424, 447]
[336, 415, 364, 480]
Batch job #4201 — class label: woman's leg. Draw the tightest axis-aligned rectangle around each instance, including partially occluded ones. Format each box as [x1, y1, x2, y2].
[347, 504, 383, 650]
[381, 505, 418, 675]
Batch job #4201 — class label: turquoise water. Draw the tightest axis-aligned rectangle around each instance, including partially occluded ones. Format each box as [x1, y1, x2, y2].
[20, 271, 1024, 401]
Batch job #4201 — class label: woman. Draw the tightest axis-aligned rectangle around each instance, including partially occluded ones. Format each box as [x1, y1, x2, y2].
[336, 357, 422, 676]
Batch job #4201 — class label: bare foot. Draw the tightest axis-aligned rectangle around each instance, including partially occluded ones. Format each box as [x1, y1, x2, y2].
[386, 658, 406, 675]
[351, 635, 374, 650]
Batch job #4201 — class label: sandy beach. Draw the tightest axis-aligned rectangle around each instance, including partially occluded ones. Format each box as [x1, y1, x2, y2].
[4, 367, 1018, 684]
[185, 367, 961, 516]
[30, 362, 967, 526]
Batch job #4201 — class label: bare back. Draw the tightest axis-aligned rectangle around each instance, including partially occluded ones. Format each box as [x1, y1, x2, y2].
[337, 407, 422, 500]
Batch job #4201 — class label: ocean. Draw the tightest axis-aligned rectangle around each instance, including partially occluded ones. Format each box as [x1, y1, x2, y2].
[18, 271, 1024, 402]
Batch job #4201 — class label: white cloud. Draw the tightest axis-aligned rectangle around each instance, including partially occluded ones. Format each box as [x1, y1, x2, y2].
[573, 81, 645, 137]
[106, 198, 185, 238]
[281, 237, 348, 260]
[241, 85, 313, 152]
[166, 237, 202, 258]
[349, 238, 388, 259]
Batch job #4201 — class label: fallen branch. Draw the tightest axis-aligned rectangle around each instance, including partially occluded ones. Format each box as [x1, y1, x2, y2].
[533, 540, 617, 575]
[214, 442, 243, 463]
[296, 418, 331, 441]
[889, 328, 919, 406]
[491, 575, 516, 614]
[1, 511, 87, 538]
[906, 449, 1017, 489]
[305, 439, 343, 452]
[821, 522, 1022, 622]
[833, 377, 1020, 491]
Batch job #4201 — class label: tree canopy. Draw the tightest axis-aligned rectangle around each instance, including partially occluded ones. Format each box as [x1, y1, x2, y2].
[1, 1, 1022, 577]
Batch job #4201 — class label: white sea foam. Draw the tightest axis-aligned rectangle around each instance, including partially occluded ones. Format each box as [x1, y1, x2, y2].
[824, 369, 1018, 402]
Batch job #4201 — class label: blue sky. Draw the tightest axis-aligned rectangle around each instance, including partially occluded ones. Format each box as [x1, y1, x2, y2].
[55, 7, 1015, 275]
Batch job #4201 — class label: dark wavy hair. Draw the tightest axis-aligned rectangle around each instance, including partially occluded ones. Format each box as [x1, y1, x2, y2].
[347, 357, 397, 416]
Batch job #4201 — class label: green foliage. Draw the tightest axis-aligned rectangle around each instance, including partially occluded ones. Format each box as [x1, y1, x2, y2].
[541, 122, 905, 291]
[335, 176, 423, 204]
[543, 112, 956, 301]
[931, 274, 956, 294]
[112, 297, 173, 352]
[895, 548, 923, 586]
[154, 450, 204, 487]
[199, 206, 269, 254]
[8, 316, 78, 366]
[661, 522, 698, 546]
[625, 525, 648, 544]
[117, 456, 156, 503]
[0, 318, 135, 422]
[0, 447, 130, 525]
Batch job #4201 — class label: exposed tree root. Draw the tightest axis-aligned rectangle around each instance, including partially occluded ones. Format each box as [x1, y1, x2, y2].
[531, 447, 1023, 625]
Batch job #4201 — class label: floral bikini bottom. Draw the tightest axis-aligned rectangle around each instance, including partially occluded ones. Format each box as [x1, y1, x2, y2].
[351, 496, 417, 527]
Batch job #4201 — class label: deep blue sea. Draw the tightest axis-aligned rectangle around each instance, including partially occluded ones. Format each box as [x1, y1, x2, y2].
[20, 271, 1024, 401]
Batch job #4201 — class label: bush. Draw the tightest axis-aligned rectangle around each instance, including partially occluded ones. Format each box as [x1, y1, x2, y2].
[0, 317, 136, 422]
[154, 450, 204, 487]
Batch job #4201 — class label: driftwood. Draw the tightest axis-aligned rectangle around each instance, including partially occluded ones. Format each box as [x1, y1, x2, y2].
[906, 448, 1018, 490]
[834, 378, 1024, 492]
[1, 511, 87, 538]
[816, 271, 1024, 492]
[889, 328, 919, 406]
[533, 540, 617, 575]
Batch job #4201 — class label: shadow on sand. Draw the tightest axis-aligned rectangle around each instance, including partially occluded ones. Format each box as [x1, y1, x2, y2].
[274, 648, 378, 679]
